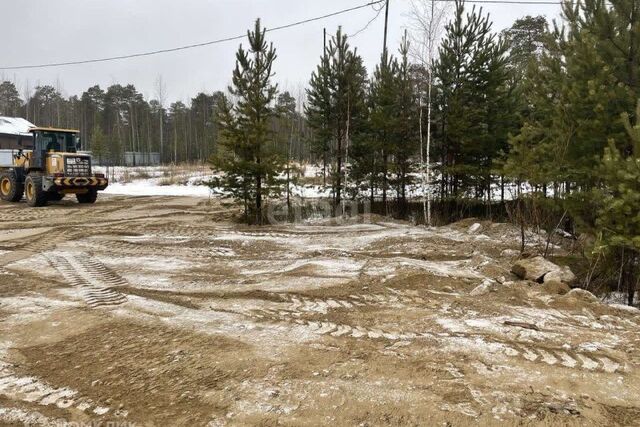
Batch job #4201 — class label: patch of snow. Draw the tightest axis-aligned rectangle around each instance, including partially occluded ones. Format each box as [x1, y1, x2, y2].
[0, 295, 80, 325]
[99, 254, 194, 272]
[436, 318, 468, 333]
[608, 303, 639, 313]
[104, 181, 213, 197]
[602, 291, 639, 306]
[468, 223, 483, 234]
[0, 407, 57, 425]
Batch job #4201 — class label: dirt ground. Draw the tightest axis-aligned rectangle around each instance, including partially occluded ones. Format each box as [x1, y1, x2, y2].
[0, 194, 638, 426]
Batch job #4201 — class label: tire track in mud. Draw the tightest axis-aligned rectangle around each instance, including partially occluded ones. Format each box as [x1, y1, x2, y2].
[0, 209, 52, 222]
[0, 361, 119, 418]
[270, 288, 427, 313]
[18, 230, 78, 253]
[78, 238, 233, 259]
[146, 225, 217, 240]
[0, 203, 124, 224]
[148, 227, 310, 240]
[45, 253, 127, 309]
[0, 228, 84, 267]
[249, 305, 626, 374]
[75, 254, 129, 287]
[0, 226, 99, 255]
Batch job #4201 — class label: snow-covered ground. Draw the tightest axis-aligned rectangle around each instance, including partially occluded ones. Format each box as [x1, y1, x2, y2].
[104, 181, 214, 197]
[94, 165, 215, 198]
[94, 165, 334, 198]
[93, 164, 541, 201]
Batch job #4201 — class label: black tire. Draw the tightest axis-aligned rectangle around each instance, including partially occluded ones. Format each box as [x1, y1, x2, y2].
[76, 189, 98, 204]
[48, 192, 65, 202]
[25, 174, 48, 207]
[0, 172, 24, 202]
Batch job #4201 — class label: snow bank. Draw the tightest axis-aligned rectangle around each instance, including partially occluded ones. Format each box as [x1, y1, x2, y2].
[104, 181, 213, 197]
[93, 165, 216, 197]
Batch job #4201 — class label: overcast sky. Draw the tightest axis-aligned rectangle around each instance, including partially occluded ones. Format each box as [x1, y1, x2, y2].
[1, 0, 563, 104]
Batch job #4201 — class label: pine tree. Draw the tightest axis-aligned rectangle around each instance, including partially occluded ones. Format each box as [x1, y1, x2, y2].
[502, 31, 564, 194]
[0, 81, 23, 116]
[90, 123, 107, 164]
[210, 19, 280, 224]
[506, 0, 640, 231]
[392, 34, 419, 214]
[368, 50, 398, 209]
[275, 91, 300, 212]
[306, 45, 333, 186]
[595, 102, 640, 305]
[501, 15, 549, 74]
[306, 28, 368, 208]
[434, 0, 508, 200]
[560, 0, 640, 190]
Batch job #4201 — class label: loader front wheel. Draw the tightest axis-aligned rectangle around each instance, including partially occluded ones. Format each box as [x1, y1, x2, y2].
[25, 174, 48, 207]
[76, 189, 97, 204]
[0, 172, 24, 202]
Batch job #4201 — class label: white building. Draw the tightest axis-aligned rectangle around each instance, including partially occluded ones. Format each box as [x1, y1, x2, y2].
[0, 116, 35, 149]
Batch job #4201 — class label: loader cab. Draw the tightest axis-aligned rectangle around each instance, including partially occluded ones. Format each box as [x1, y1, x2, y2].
[32, 129, 79, 153]
[29, 127, 80, 170]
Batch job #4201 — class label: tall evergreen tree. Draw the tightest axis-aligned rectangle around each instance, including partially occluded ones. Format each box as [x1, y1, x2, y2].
[306, 47, 333, 185]
[91, 123, 107, 164]
[501, 15, 549, 74]
[210, 19, 280, 224]
[434, 0, 509, 200]
[0, 81, 23, 116]
[502, 29, 563, 194]
[506, 0, 640, 221]
[306, 28, 368, 207]
[368, 49, 398, 208]
[558, 0, 640, 191]
[595, 102, 640, 305]
[393, 34, 419, 213]
[275, 91, 300, 211]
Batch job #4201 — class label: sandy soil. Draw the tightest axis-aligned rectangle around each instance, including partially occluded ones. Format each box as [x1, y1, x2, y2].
[0, 195, 638, 426]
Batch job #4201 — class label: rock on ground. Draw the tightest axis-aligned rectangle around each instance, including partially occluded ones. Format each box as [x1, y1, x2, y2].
[563, 288, 599, 303]
[511, 256, 576, 285]
[468, 223, 483, 234]
[544, 266, 577, 286]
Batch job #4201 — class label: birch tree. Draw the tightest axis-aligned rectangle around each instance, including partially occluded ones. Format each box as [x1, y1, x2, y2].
[407, 0, 450, 226]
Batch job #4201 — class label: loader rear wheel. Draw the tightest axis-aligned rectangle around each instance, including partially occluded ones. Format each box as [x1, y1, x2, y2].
[25, 174, 48, 207]
[76, 189, 97, 204]
[0, 173, 24, 202]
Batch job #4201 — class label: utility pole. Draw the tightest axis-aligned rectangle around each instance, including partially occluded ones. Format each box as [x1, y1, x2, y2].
[323, 27, 326, 50]
[382, 0, 390, 55]
[322, 27, 327, 187]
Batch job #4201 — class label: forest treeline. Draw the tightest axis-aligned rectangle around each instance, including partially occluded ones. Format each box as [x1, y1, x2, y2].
[0, 0, 638, 302]
[0, 78, 310, 165]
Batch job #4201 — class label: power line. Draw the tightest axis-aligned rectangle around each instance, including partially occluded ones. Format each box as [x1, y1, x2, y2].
[446, 0, 561, 3]
[0, 0, 580, 71]
[349, 2, 386, 38]
[0, 0, 385, 71]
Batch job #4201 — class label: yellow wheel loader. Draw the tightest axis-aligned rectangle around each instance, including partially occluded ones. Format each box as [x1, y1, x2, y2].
[0, 127, 108, 207]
